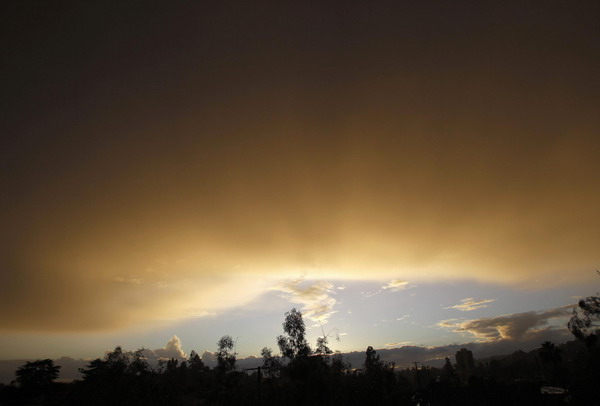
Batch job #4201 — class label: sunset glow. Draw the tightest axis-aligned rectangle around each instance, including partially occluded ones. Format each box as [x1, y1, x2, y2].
[1, 1, 599, 379]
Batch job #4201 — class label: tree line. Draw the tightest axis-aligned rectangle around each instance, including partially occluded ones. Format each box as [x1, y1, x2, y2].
[1, 301, 599, 405]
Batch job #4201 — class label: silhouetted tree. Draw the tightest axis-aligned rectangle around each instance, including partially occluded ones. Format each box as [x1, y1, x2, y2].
[11, 333, 600, 406]
[129, 348, 151, 376]
[185, 350, 209, 393]
[77, 346, 157, 405]
[80, 346, 151, 381]
[261, 347, 281, 378]
[188, 350, 207, 373]
[539, 341, 562, 384]
[315, 336, 332, 356]
[216, 335, 236, 373]
[568, 295, 600, 348]
[364, 346, 383, 374]
[330, 351, 349, 375]
[15, 359, 60, 395]
[163, 357, 179, 372]
[277, 308, 311, 361]
[362, 346, 399, 404]
[539, 341, 561, 364]
[441, 358, 454, 378]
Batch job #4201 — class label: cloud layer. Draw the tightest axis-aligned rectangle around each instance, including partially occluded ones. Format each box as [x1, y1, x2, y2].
[1, 1, 599, 333]
[438, 306, 572, 342]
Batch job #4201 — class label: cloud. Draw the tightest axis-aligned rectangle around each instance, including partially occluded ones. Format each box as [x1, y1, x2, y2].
[136, 336, 188, 363]
[385, 341, 412, 348]
[0, 258, 272, 332]
[437, 319, 460, 329]
[444, 298, 495, 312]
[1, 2, 599, 336]
[273, 278, 338, 324]
[438, 306, 572, 342]
[201, 351, 217, 367]
[152, 335, 187, 360]
[382, 280, 409, 292]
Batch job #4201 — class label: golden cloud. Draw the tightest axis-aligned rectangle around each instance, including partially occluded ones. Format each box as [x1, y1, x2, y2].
[444, 298, 495, 312]
[272, 278, 338, 324]
[437, 306, 573, 342]
[2, 1, 599, 333]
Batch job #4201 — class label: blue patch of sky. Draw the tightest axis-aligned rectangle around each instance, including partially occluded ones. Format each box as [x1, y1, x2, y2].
[160, 277, 597, 356]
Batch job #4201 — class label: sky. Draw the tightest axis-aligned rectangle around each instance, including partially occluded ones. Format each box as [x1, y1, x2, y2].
[1, 1, 599, 367]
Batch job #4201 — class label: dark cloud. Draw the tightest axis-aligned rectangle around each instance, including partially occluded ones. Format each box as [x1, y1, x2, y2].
[438, 306, 572, 342]
[1, 1, 599, 332]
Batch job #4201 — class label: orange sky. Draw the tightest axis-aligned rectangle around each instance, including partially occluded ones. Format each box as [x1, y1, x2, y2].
[1, 1, 599, 335]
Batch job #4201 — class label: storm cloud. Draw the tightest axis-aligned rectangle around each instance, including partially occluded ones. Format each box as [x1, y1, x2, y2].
[2, 1, 599, 333]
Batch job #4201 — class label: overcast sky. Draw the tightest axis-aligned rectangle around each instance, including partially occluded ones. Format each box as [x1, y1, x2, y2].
[1, 1, 599, 361]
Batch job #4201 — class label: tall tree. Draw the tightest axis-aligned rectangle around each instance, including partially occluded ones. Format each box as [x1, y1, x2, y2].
[216, 335, 236, 373]
[188, 350, 207, 373]
[364, 346, 383, 373]
[261, 347, 281, 378]
[315, 336, 332, 356]
[277, 308, 311, 361]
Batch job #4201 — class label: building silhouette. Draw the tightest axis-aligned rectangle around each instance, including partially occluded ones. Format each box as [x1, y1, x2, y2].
[455, 348, 475, 382]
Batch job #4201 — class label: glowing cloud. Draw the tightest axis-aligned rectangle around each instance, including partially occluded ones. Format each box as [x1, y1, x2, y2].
[444, 298, 495, 312]
[382, 280, 410, 292]
[273, 278, 338, 324]
[385, 342, 412, 348]
[438, 306, 572, 342]
[153, 335, 187, 360]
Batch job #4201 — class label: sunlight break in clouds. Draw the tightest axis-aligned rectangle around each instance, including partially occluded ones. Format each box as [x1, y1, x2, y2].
[273, 278, 338, 324]
[444, 298, 495, 312]
[437, 306, 572, 342]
